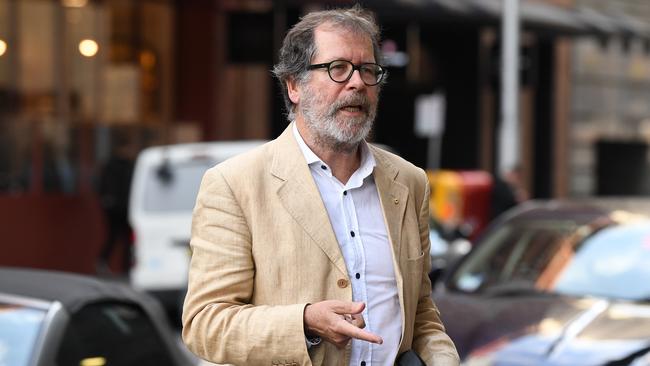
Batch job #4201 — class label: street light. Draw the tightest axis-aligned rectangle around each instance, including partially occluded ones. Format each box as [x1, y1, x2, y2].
[79, 39, 98, 57]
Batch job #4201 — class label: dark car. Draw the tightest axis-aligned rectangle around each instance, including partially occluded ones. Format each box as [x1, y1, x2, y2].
[0, 267, 196, 366]
[433, 200, 650, 366]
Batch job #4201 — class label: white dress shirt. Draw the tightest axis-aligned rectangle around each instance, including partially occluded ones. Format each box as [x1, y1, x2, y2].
[293, 124, 402, 366]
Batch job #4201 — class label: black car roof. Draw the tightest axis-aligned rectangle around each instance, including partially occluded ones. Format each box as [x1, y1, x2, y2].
[0, 267, 148, 312]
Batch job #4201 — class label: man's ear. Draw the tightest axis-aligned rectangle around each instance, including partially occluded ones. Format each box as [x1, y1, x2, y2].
[287, 77, 300, 105]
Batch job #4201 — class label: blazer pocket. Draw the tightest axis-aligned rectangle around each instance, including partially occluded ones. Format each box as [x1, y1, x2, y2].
[406, 251, 425, 273]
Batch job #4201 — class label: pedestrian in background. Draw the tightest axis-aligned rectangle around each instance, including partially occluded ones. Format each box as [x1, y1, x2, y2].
[182, 5, 459, 366]
[96, 134, 134, 276]
[490, 166, 529, 220]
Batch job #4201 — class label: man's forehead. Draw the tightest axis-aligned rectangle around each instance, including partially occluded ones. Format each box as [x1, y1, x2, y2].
[313, 23, 373, 56]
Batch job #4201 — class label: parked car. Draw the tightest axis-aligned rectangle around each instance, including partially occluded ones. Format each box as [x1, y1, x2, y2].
[0, 267, 197, 366]
[128, 141, 267, 310]
[433, 199, 650, 365]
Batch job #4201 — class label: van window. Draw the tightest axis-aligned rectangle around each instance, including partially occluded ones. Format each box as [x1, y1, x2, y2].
[143, 160, 215, 212]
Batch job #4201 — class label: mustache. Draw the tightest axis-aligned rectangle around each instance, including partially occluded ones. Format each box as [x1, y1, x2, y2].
[330, 93, 371, 113]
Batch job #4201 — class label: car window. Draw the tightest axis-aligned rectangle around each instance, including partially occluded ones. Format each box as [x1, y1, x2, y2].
[56, 302, 176, 366]
[554, 224, 650, 300]
[143, 159, 215, 212]
[452, 219, 578, 292]
[0, 303, 47, 366]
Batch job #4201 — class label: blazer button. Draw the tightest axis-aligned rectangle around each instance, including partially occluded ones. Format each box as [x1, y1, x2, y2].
[337, 279, 349, 288]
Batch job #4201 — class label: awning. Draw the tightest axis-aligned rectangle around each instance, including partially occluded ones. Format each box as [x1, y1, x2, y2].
[576, 8, 650, 40]
[355, 0, 650, 40]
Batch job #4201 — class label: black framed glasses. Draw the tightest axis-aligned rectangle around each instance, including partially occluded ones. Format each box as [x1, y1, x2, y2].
[307, 60, 386, 86]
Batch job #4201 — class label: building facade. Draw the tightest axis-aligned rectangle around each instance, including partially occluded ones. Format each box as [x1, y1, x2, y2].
[1, 0, 649, 272]
[571, 0, 650, 196]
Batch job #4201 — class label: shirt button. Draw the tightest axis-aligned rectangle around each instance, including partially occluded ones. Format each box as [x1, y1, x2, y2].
[337, 279, 349, 288]
[355, 273, 360, 279]
[321, 165, 327, 170]
[350, 231, 355, 237]
[343, 190, 347, 196]
[361, 362, 366, 366]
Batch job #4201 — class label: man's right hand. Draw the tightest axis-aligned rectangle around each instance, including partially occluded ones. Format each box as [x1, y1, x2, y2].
[303, 300, 384, 349]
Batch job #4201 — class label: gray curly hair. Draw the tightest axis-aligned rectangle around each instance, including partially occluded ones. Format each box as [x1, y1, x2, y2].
[272, 5, 383, 120]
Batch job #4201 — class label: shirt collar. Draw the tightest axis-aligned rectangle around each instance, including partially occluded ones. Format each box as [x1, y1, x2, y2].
[292, 123, 376, 183]
[292, 123, 321, 165]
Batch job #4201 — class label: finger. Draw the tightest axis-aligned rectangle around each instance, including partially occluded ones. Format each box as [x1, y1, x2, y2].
[338, 320, 383, 344]
[331, 300, 365, 315]
[349, 314, 365, 329]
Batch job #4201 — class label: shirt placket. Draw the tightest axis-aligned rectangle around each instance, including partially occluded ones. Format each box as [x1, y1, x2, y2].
[342, 188, 371, 365]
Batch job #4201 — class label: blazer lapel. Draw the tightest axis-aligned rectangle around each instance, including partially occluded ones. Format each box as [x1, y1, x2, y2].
[270, 125, 348, 277]
[372, 148, 409, 265]
[371, 147, 409, 342]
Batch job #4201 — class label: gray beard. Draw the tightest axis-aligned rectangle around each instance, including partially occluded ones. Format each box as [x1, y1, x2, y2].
[299, 88, 377, 154]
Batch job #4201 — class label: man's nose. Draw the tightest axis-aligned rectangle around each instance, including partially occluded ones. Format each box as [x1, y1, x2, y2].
[346, 69, 366, 89]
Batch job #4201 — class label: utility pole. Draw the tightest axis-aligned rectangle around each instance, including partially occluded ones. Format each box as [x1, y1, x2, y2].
[498, 0, 520, 175]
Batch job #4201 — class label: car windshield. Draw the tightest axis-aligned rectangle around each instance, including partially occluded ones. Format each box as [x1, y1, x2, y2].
[0, 303, 48, 366]
[451, 219, 650, 301]
[451, 219, 582, 294]
[143, 159, 215, 212]
[553, 224, 650, 300]
[57, 302, 176, 366]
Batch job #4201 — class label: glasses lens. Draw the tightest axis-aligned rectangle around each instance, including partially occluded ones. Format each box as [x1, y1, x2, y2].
[360, 64, 384, 85]
[328, 60, 353, 82]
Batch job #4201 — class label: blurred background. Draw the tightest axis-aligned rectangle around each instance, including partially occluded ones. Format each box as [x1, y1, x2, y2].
[1, 0, 650, 279]
[4, 2, 650, 365]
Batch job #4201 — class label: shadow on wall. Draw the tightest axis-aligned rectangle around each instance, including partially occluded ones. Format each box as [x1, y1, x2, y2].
[0, 194, 105, 274]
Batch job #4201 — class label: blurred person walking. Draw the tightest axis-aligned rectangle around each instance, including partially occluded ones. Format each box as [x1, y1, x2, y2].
[490, 166, 529, 220]
[96, 134, 134, 276]
[182, 5, 459, 366]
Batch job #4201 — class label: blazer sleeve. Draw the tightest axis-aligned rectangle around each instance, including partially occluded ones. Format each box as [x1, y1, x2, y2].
[181, 167, 311, 366]
[411, 169, 461, 366]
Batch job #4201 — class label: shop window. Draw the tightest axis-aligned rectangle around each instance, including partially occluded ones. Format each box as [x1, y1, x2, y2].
[0, 0, 173, 195]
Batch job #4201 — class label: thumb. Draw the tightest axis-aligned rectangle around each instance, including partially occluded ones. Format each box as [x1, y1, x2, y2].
[348, 301, 366, 315]
[331, 300, 365, 315]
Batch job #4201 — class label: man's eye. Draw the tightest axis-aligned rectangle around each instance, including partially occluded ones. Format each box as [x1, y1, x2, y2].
[360, 67, 377, 76]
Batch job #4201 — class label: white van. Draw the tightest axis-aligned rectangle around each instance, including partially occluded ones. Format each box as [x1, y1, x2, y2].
[128, 140, 267, 308]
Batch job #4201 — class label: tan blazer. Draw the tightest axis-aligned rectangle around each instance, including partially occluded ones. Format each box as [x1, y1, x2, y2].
[182, 125, 459, 366]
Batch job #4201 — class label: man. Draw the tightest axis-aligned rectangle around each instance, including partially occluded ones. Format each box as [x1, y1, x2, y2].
[96, 133, 134, 275]
[182, 5, 459, 366]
